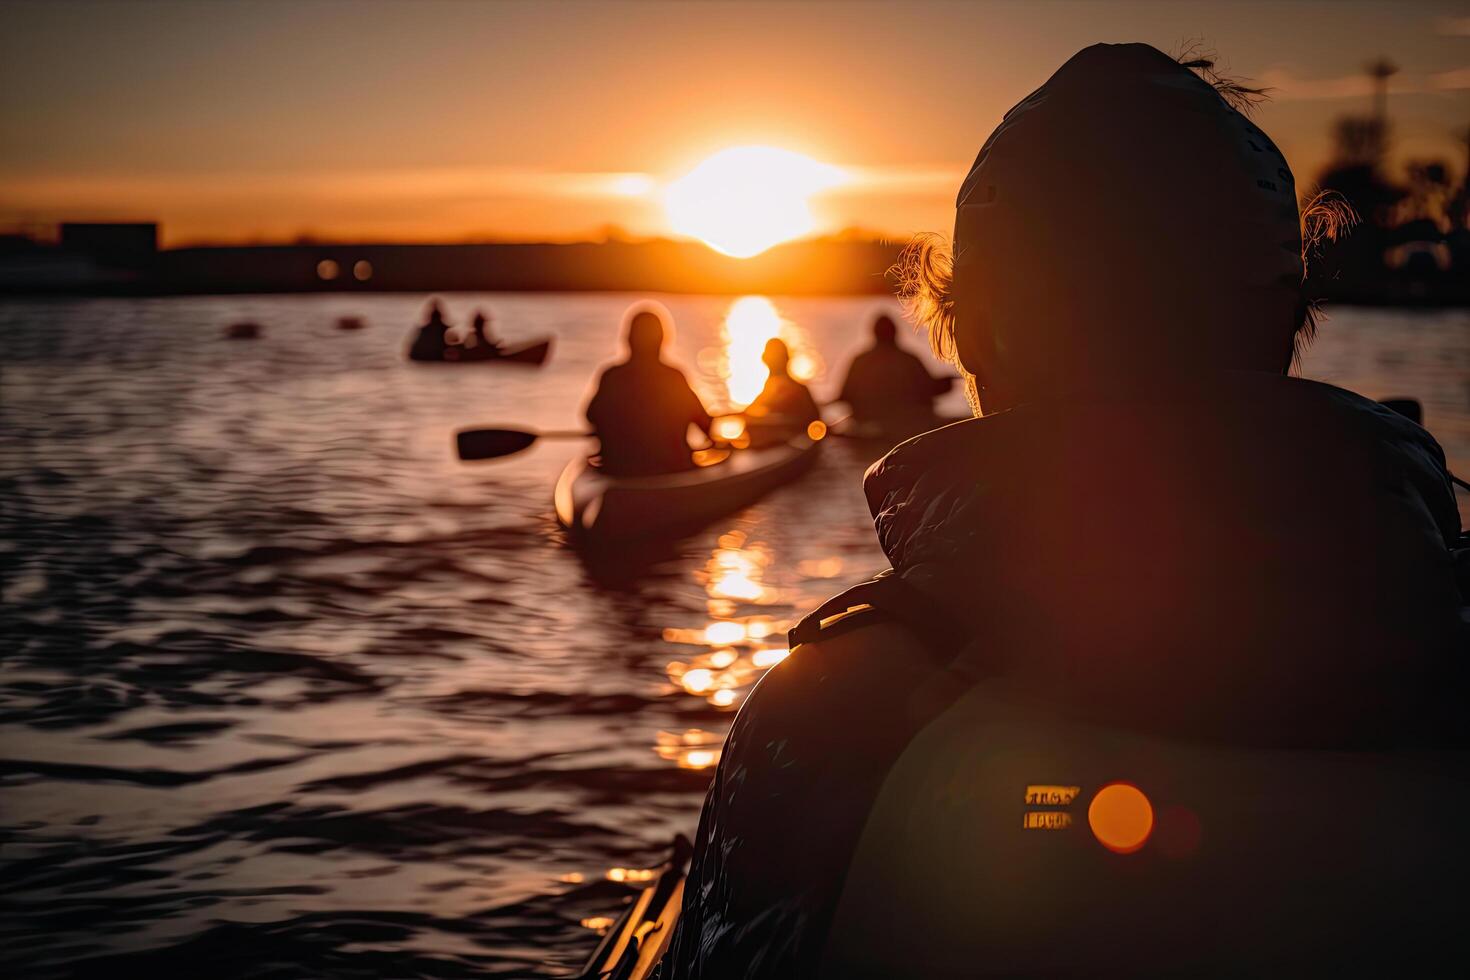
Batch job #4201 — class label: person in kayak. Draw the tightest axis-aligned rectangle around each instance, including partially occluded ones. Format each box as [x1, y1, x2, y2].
[467, 311, 501, 354]
[836, 313, 951, 428]
[586, 303, 715, 476]
[407, 300, 452, 361]
[744, 338, 822, 446]
[662, 43, 1467, 978]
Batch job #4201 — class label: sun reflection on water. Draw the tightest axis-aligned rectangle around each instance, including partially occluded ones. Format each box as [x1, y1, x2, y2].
[708, 297, 823, 410]
[655, 729, 724, 769]
[605, 867, 657, 883]
[654, 526, 800, 725]
[581, 916, 615, 934]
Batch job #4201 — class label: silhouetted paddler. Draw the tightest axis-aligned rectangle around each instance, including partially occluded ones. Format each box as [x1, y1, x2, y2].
[837, 314, 949, 427]
[585, 304, 714, 476]
[467, 311, 501, 354]
[407, 301, 452, 361]
[745, 338, 821, 446]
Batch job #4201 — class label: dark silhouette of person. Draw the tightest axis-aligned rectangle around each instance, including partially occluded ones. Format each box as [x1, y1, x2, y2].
[745, 338, 821, 445]
[468, 311, 500, 354]
[837, 314, 950, 426]
[585, 305, 713, 476]
[407, 301, 452, 361]
[663, 43, 1469, 978]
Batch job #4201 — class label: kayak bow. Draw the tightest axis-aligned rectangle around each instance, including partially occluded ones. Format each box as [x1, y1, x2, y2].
[555, 433, 820, 545]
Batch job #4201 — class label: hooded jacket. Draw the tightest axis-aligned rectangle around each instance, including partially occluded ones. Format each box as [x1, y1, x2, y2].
[662, 373, 1466, 978]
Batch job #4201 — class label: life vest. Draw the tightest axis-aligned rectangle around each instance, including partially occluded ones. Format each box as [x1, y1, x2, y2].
[791, 571, 1470, 976]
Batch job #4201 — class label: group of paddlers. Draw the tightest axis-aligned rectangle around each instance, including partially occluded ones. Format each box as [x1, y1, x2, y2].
[407, 303, 501, 362]
[584, 306, 947, 476]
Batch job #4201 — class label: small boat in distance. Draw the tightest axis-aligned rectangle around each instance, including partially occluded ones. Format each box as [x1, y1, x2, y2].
[413, 336, 553, 366]
[224, 321, 262, 339]
[336, 316, 366, 331]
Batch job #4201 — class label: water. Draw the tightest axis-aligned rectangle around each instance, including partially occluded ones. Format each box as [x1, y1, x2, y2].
[1, 294, 1466, 978]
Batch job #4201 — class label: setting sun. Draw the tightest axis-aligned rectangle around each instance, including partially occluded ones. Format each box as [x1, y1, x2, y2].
[664, 146, 847, 258]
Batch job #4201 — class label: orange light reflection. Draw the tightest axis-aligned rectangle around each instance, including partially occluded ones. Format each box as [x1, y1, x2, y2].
[715, 297, 822, 410]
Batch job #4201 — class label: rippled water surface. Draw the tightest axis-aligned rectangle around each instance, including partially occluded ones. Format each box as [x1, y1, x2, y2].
[2, 294, 1466, 978]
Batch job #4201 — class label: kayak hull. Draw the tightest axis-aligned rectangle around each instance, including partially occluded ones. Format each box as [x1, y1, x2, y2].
[410, 336, 553, 365]
[555, 435, 819, 545]
[577, 837, 691, 980]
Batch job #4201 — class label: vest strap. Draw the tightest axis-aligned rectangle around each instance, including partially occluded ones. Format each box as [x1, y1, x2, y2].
[789, 569, 971, 663]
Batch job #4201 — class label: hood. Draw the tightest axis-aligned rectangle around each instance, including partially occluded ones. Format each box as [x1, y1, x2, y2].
[953, 43, 1305, 388]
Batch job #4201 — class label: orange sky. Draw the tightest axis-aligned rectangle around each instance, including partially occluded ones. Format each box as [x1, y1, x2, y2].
[2, 0, 1466, 247]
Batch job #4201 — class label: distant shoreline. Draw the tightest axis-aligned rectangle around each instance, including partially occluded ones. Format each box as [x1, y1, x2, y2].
[0, 238, 904, 298]
[1, 235, 1464, 306]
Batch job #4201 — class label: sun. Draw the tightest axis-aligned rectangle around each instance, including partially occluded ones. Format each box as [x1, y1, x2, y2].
[664, 146, 846, 258]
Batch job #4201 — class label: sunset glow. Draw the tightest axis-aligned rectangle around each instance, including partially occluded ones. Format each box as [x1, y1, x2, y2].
[664, 147, 847, 258]
[3, 2, 1464, 245]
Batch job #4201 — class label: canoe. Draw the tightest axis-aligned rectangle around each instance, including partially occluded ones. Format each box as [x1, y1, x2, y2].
[336, 316, 366, 330]
[555, 433, 820, 544]
[410, 336, 553, 366]
[577, 837, 690, 980]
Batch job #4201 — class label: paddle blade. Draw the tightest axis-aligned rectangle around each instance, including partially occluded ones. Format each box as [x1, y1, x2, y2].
[457, 428, 539, 460]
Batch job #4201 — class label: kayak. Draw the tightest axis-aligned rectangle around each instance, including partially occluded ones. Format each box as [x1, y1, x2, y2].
[409, 336, 553, 366]
[577, 837, 691, 980]
[555, 433, 820, 545]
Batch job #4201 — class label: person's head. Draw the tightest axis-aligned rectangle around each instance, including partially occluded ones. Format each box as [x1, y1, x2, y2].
[762, 338, 792, 376]
[872, 315, 899, 346]
[894, 43, 1351, 415]
[622, 302, 672, 361]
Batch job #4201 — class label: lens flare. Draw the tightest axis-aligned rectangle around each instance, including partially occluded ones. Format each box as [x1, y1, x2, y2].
[1088, 782, 1154, 854]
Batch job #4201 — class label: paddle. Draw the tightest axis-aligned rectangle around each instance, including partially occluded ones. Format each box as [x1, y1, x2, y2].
[457, 415, 847, 461]
[456, 427, 591, 461]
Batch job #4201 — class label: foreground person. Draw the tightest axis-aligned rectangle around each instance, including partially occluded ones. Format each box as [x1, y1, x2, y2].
[836, 313, 950, 429]
[744, 338, 822, 446]
[661, 44, 1467, 977]
[586, 304, 714, 476]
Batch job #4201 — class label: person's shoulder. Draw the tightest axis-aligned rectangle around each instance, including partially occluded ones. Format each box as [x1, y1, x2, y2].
[789, 609, 931, 676]
[592, 360, 637, 387]
[656, 360, 695, 382]
[1225, 374, 1448, 465]
[738, 607, 939, 732]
